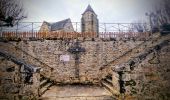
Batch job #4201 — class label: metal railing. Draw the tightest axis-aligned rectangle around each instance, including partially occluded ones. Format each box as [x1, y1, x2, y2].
[0, 22, 151, 39]
[0, 22, 151, 32]
[0, 31, 150, 39]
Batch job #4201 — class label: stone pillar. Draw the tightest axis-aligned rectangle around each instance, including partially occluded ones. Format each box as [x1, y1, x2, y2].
[32, 72, 40, 97]
[112, 72, 120, 95]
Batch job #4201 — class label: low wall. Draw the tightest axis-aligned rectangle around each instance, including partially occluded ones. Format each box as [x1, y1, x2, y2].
[114, 40, 170, 99]
[0, 56, 40, 100]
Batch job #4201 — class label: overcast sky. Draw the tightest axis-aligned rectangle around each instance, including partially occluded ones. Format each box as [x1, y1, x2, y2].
[22, 0, 160, 23]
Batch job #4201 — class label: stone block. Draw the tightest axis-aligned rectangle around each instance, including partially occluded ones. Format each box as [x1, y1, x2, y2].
[0, 94, 16, 100]
[3, 84, 19, 94]
[122, 73, 131, 81]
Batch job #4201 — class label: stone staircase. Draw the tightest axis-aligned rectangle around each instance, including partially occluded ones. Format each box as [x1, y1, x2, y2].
[114, 37, 170, 72]
[101, 75, 113, 93]
[100, 33, 170, 97]
[0, 49, 54, 96]
[101, 75, 120, 98]
[0, 42, 55, 97]
[1, 32, 168, 99]
[39, 75, 54, 96]
[111, 37, 170, 99]
[101, 33, 162, 74]
[109, 33, 169, 68]
[0, 42, 53, 79]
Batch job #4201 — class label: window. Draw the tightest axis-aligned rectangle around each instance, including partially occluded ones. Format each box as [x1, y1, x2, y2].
[88, 14, 91, 19]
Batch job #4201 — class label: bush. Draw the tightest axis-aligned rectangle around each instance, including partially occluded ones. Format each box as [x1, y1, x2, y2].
[160, 23, 170, 35]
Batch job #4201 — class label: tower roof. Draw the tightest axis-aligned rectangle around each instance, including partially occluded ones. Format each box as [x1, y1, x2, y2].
[82, 4, 96, 15]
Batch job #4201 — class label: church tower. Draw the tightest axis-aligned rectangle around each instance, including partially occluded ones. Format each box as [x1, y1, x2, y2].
[81, 5, 99, 36]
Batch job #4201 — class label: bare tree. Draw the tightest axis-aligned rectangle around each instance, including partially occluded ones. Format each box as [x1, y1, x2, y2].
[0, 0, 26, 27]
[133, 23, 144, 32]
[144, 0, 170, 33]
[131, 21, 148, 32]
[152, 0, 170, 26]
[162, 0, 170, 23]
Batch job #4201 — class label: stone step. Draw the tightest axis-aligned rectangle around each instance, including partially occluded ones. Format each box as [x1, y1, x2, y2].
[101, 80, 113, 93]
[39, 82, 53, 96]
[40, 85, 115, 100]
[105, 78, 112, 85]
[38, 96, 114, 100]
[106, 74, 112, 79]
[40, 79, 48, 87]
[40, 76, 45, 82]
[101, 80, 120, 95]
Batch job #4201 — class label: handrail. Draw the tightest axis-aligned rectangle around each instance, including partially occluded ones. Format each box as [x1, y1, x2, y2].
[7, 42, 54, 71]
[100, 33, 160, 70]
[113, 39, 169, 73]
[0, 50, 38, 73]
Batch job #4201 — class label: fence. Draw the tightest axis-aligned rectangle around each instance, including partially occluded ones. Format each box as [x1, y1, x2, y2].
[0, 22, 151, 32]
[0, 31, 150, 39]
[0, 22, 151, 39]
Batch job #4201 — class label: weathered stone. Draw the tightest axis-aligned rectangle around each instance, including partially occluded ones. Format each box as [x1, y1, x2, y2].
[122, 74, 131, 81]
[0, 32, 169, 99]
[3, 84, 19, 93]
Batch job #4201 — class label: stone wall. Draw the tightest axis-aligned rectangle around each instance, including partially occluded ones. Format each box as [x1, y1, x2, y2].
[0, 38, 142, 84]
[113, 39, 170, 100]
[0, 55, 40, 100]
[0, 33, 170, 100]
[0, 56, 20, 100]
[39, 22, 51, 32]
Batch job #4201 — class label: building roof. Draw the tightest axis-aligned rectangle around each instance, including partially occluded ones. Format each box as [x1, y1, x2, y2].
[51, 18, 71, 31]
[82, 4, 96, 15]
[43, 21, 51, 26]
[43, 18, 71, 31]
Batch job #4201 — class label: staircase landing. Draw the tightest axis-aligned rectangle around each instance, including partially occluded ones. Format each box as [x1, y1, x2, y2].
[39, 85, 113, 100]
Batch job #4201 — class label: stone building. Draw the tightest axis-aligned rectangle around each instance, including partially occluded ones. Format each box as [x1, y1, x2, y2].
[39, 4, 99, 36]
[39, 18, 74, 32]
[81, 5, 99, 35]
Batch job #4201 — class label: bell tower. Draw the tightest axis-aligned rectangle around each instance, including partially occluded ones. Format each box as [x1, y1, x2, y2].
[81, 5, 99, 36]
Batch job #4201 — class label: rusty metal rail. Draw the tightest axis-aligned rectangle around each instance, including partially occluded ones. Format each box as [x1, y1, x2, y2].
[0, 31, 150, 39]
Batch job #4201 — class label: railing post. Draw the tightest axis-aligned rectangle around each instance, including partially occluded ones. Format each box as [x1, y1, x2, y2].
[146, 13, 153, 35]
[32, 22, 34, 37]
[16, 22, 19, 37]
[104, 23, 106, 32]
[118, 23, 120, 33]
[76, 22, 77, 32]
[0, 27, 2, 37]
[33, 71, 40, 97]
[149, 16, 153, 35]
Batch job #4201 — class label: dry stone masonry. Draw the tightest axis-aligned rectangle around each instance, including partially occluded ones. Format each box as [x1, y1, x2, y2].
[0, 32, 170, 100]
[1, 3, 170, 100]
